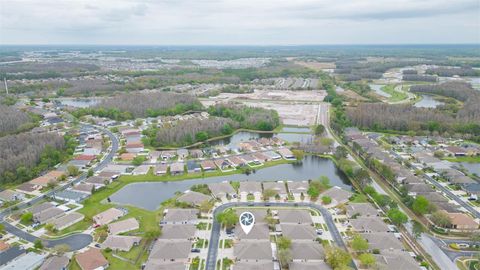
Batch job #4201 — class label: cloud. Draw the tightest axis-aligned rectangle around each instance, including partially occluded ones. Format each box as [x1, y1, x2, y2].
[0, 0, 478, 44]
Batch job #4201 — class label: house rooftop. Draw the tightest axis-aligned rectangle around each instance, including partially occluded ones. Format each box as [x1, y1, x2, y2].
[177, 191, 210, 206]
[149, 239, 192, 260]
[360, 232, 404, 251]
[349, 217, 390, 233]
[290, 242, 325, 260]
[277, 209, 312, 224]
[108, 217, 139, 235]
[280, 224, 317, 240]
[232, 261, 275, 270]
[75, 248, 108, 270]
[346, 203, 378, 218]
[163, 208, 199, 223]
[102, 235, 141, 252]
[160, 224, 196, 239]
[234, 240, 272, 260]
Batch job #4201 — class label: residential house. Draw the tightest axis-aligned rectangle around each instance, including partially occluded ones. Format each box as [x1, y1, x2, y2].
[190, 149, 203, 159]
[320, 186, 353, 206]
[277, 148, 295, 159]
[93, 208, 125, 226]
[280, 224, 317, 240]
[102, 235, 141, 252]
[233, 261, 275, 270]
[263, 151, 282, 160]
[108, 218, 140, 235]
[52, 212, 85, 230]
[214, 159, 233, 171]
[147, 239, 192, 263]
[262, 181, 288, 199]
[34, 207, 65, 224]
[186, 160, 201, 173]
[360, 232, 404, 251]
[132, 165, 150, 175]
[120, 153, 136, 161]
[239, 181, 262, 198]
[228, 156, 246, 167]
[85, 176, 109, 188]
[177, 191, 210, 206]
[154, 164, 168, 175]
[289, 261, 331, 270]
[72, 183, 95, 194]
[374, 249, 421, 270]
[16, 183, 41, 194]
[444, 146, 467, 156]
[0, 189, 25, 202]
[234, 222, 270, 240]
[54, 190, 89, 203]
[287, 181, 309, 197]
[160, 224, 196, 239]
[445, 212, 479, 230]
[162, 208, 199, 224]
[160, 150, 176, 160]
[234, 240, 272, 261]
[349, 217, 391, 233]
[177, 149, 189, 159]
[277, 209, 312, 224]
[290, 242, 325, 261]
[345, 203, 378, 218]
[75, 248, 109, 270]
[252, 152, 270, 162]
[126, 142, 144, 153]
[39, 255, 69, 270]
[201, 160, 216, 171]
[208, 182, 235, 199]
[170, 162, 185, 175]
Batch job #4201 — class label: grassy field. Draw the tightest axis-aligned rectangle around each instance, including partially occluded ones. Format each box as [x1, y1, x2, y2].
[442, 156, 480, 163]
[381, 84, 408, 102]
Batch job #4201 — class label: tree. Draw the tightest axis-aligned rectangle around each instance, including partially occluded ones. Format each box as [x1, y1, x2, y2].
[353, 169, 370, 188]
[145, 229, 161, 241]
[132, 156, 146, 166]
[34, 239, 43, 249]
[87, 169, 94, 177]
[291, 149, 305, 161]
[358, 253, 376, 267]
[314, 124, 326, 135]
[264, 215, 277, 228]
[53, 244, 70, 255]
[67, 165, 79, 176]
[199, 200, 214, 213]
[335, 146, 349, 160]
[412, 220, 424, 240]
[20, 212, 33, 224]
[325, 246, 352, 269]
[351, 234, 369, 252]
[216, 209, 238, 228]
[0, 223, 4, 233]
[263, 189, 278, 200]
[277, 236, 292, 250]
[387, 208, 408, 226]
[430, 211, 451, 228]
[307, 186, 320, 199]
[45, 223, 57, 233]
[412, 196, 430, 215]
[321, 196, 332, 205]
[277, 248, 292, 268]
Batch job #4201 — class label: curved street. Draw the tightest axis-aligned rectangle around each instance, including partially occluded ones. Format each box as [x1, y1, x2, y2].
[0, 124, 119, 251]
[206, 201, 350, 270]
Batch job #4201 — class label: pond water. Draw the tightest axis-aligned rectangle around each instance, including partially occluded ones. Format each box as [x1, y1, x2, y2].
[369, 84, 391, 98]
[110, 155, 351, 210]
[456, 162, 480, 176]
[208, 131, 313, 149]
[414, 95, 444, 108]
[57, 98, 101, 108]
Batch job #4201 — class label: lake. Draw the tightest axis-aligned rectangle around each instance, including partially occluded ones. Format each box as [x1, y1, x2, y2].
[208, 131, 314, 149]
[414, 95, 444, 108]
[110, 155, 351, 210]
[456, 162, 480, 176]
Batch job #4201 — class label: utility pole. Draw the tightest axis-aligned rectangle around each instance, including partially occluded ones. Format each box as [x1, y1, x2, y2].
[3, 77, 8, 95]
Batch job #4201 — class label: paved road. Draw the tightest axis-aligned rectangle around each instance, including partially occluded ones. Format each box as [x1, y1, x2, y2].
[0, 123, 119, 251]
[205, 202, 350, 270]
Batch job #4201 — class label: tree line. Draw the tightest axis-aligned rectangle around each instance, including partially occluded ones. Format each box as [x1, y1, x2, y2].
[0, 104, 34, 136]
[0, 133, 77, 186]
[73, 92, 203, 120]
[207, 103, 280, 131]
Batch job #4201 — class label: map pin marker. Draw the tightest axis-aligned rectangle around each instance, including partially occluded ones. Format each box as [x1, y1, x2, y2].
[239, 212, 255, 235]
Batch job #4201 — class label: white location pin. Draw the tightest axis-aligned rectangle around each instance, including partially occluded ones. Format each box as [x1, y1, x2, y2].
[239, 212, 255, 235]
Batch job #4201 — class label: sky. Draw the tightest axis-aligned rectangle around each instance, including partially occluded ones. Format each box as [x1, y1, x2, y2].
[1, 0, 479, 45]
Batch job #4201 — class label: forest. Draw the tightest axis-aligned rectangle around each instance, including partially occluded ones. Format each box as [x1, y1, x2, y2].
[208, 103, 280, 131]
[346, 103, 480, 142]
[73, 92, 203, 120]
[152, 117, 238, 147]
[426, 67, 479, 77]
[0, 133, 77, 186]
[0, 104, 34, 136]
[402, 75, 438, 82]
